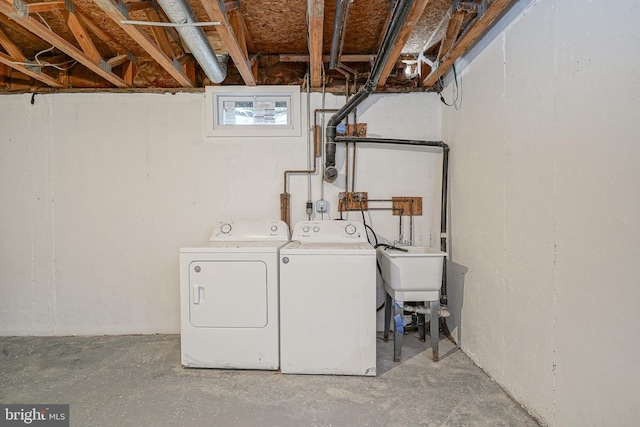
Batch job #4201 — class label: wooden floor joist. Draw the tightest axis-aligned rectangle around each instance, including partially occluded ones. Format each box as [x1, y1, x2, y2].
[200, 0, 256, 85]
[421, 0, 515, 87]
[0, 0, 128, 87]
[92, 0, 194, 87]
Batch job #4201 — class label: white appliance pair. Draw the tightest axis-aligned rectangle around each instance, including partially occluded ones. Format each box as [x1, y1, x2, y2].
[180, 219, 376, 376]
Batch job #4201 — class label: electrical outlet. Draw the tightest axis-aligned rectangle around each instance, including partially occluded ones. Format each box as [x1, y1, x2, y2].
[316, 200, 329, 213]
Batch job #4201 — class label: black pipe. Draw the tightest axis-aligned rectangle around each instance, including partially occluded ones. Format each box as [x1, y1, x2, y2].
[333, 136, 451, 305]
[329, 0, 346, 70]
[324, 0, 415, 183]
[335, 136, 446, 148]
[440, 147, 449, 305]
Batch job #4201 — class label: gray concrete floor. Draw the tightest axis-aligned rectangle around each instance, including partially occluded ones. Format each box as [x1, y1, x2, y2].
[0, 332, 540, 427]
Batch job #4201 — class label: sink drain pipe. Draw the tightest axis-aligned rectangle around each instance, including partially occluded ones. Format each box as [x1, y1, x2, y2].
[335, 136, 450, 305]
[323, 0, 415, 183]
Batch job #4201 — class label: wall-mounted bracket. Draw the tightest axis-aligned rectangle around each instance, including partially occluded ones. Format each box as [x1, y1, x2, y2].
[339, 191, 369, 211]
[392, 196, 422, 216]
[12, 0, 29, 18]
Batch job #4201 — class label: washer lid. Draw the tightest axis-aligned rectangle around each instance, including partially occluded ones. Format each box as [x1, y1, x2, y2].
[281, 240, 375, 255]
[290, 220, 368, 243]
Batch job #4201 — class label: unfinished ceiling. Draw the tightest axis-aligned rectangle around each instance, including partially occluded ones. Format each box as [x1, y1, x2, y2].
[0, 0, 513, 93]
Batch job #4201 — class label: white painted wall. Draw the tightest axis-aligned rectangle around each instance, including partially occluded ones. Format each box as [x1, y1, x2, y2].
[442, 0, 640, 425]
[0, 90, 442, 336]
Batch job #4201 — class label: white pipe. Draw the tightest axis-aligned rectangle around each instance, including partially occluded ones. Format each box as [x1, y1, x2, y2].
[120, 20, 220, 28]
[155, 0, 227, 83]
[401, 304, 451, 317]
[306, 73, 312, 208]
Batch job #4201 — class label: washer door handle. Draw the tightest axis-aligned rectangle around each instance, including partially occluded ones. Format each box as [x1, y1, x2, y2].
[193, 285, 203, 304]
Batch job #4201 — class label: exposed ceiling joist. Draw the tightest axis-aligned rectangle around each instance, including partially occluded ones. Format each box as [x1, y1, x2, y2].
[377, 0, 431, 88]
[0, 51, 64, 87]
[0, 25, 64, 87]
[228, 7, 254, 53]
[75, 11, 126, 54]
[438, 8, 465, 59]
[280, 54, 375, 63]
[27, 1, 64, 13]
[64, 9, 101, 62]
[143, 8, 175, 59]
[0, 22, 25, 60]
[200, 0, 256, 85]
[421, 0, 514, 87]
[307, 0, 324, 87]
[0, 0, 129, 87]
[92, 0, 194, 87]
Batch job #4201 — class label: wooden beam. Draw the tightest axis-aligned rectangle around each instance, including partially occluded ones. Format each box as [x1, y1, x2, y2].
[177, 54, 196, 83]
[107, 53, 129, 67]
[307, 0, 324, 87]
[92, 0, 194, 87]
[0, 51, 64, 87]
[64, 9, 102, 62]
[376, 0, 431, 88]
[438, 9, 465, 60]
[144, 8, 174, 59]
[123, 58, 135, 85]
[199, 0, 256, 85]
[422, 0, 514, 87]
[227, 8, 248, 58]
[238, 10, 255, 53]
[280, 54, 376, 63]
[0, 0, 129, 87]
[125, 1, 153, 12]
[27, 1, 64, 13]
[0, 23, 26, 60]
[77, 11, 126, 54]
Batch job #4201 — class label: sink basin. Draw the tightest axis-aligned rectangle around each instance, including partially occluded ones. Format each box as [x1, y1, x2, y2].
[377, 246, 447, 301]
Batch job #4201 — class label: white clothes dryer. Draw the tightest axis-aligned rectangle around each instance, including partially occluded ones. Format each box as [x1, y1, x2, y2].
[180, 220, 289, 369]
[279, 220, 377, 376]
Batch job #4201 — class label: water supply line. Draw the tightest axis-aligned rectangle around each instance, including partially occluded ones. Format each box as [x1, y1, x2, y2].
[156, 0, 227, 83]
[324, 0, 415, 183]
[334, 136, 450, 305]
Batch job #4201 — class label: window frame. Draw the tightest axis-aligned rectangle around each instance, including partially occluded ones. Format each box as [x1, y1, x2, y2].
[205, 86, 301, 137]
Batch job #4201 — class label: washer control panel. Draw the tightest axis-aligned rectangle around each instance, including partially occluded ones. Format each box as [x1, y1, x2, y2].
[209, 220, 290, 241]
[291, 221, 368, 242]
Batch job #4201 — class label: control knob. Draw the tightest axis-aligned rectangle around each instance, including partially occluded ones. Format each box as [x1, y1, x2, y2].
[313, 226, 320, 232]
[303, 226, 310, 232]
[220, 223, 232, 234]
[345, 224, 357, 235]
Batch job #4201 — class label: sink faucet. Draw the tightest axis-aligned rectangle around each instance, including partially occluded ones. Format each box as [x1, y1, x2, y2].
[393, 239, 413, 247]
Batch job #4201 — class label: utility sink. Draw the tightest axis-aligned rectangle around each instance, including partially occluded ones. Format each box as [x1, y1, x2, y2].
[377, 246, 447, 301]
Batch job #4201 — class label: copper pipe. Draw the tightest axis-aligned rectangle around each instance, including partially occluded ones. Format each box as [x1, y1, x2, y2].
[282, 108, 341, 224]
[351, 142, 357, 192]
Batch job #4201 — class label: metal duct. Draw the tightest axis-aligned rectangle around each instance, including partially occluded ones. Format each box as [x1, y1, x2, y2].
[324, 0, 415, 182]
[156, 0, 227, 83]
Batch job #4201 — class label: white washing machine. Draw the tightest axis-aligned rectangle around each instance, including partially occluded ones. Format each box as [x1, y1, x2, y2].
[279, 220, 377, 376]
[180, 220, 289, 369]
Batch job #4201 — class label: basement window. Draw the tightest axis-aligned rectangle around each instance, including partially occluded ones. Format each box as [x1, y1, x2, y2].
[205, 86, 301, 137]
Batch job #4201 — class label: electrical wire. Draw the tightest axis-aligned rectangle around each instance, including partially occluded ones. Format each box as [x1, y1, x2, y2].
[437, 63, 459, 107]
[11, 13, 77, 71]
[356, 198, 387, 312]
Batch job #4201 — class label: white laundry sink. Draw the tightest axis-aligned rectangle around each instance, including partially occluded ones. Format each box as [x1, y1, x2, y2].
[377, 246, 447, 301]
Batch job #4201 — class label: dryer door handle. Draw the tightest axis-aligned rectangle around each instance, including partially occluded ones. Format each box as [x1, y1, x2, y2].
[193, 285, 203, 304]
